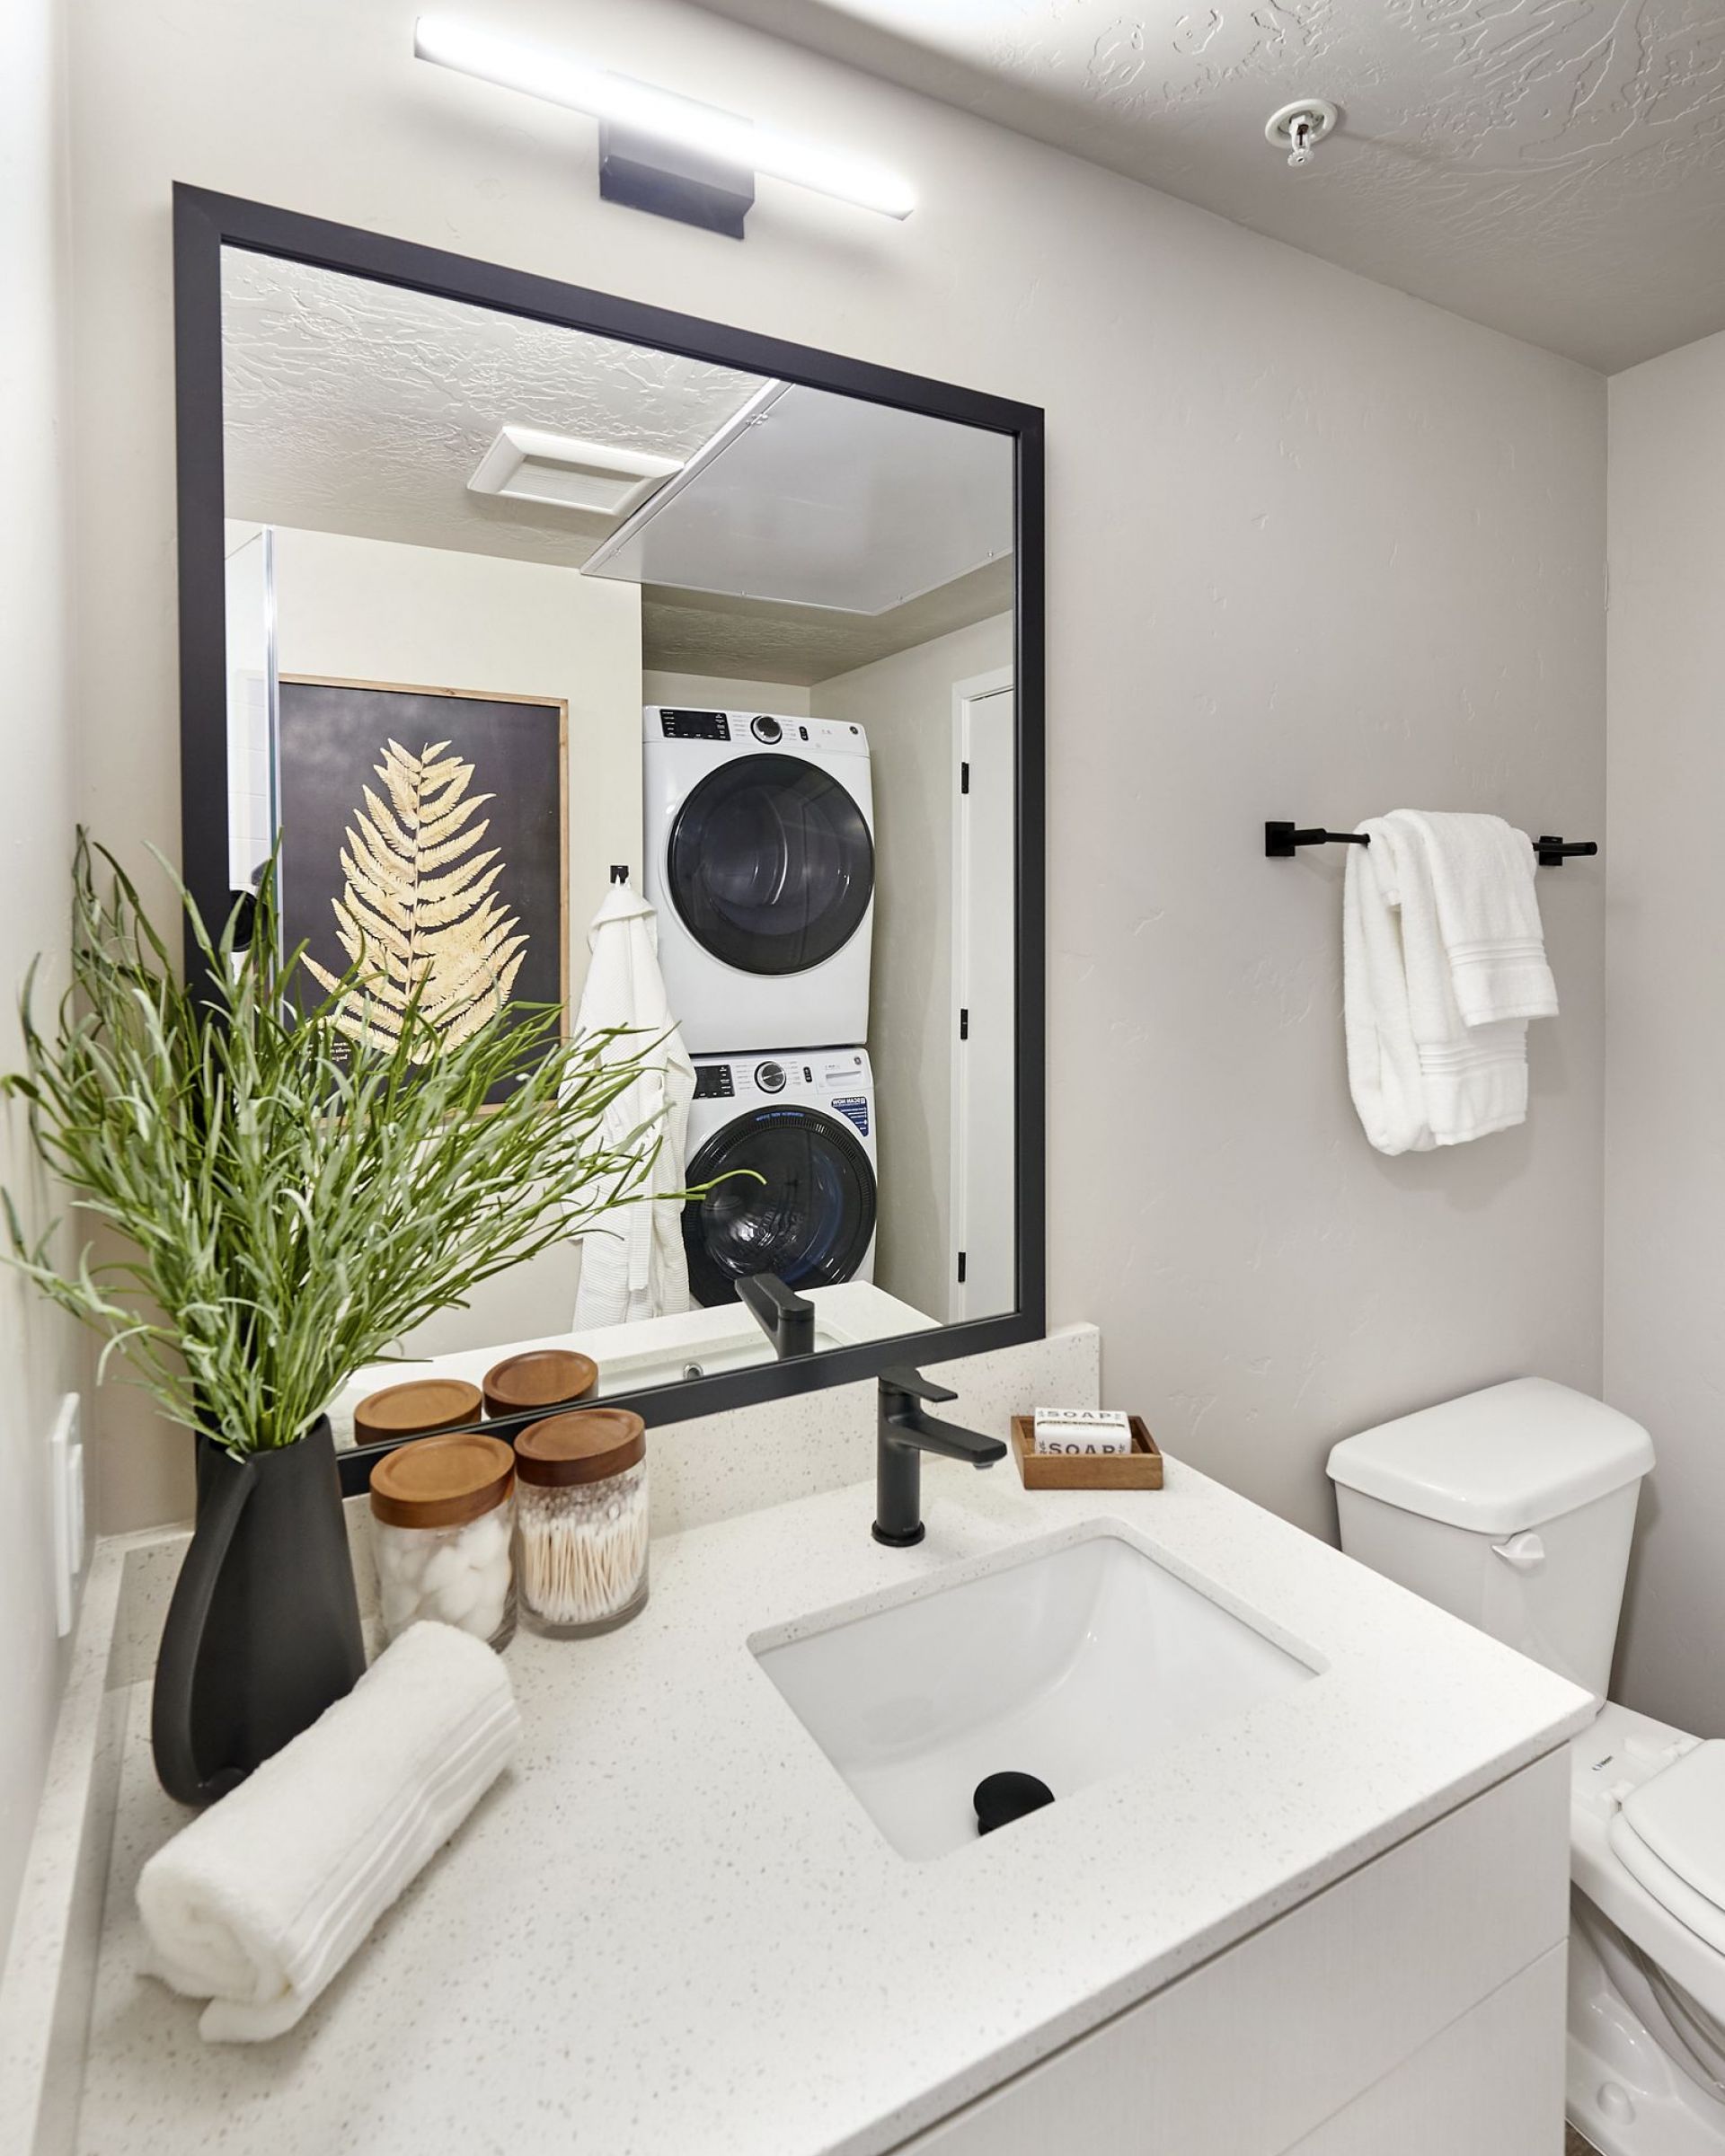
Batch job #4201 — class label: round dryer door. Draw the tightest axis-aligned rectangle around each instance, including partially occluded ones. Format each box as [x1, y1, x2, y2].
[668, 753, 873, 976]
[683, 1105, 877, 1307]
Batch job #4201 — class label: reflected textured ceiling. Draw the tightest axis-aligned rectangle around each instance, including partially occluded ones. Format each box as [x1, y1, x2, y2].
[692, 0, 1725, 372]
[221, 252, 768, 567]
[221, 252, 1009, 679]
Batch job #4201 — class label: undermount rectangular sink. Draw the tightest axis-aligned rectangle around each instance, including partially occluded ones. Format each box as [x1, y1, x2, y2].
[751, 1524, 1320, 1860]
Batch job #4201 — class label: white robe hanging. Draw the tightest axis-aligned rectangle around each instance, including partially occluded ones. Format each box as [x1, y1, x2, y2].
[568, 879, 695, 1328]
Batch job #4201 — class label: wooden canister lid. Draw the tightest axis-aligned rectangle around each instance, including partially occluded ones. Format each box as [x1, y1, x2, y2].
[482, 1348, 598, 1420]
[368, 1431, 515, 1530]
[352, 1377, 483, 1448]
[514, 1409, 646, 1487]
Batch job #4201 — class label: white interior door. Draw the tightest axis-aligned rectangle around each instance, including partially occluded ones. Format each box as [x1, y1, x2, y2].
[950, 672, 1015, 1321]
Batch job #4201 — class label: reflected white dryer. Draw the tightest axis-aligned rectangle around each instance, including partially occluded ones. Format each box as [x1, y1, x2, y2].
[642, 706, 873, 1055]
[681, 1048, 877, 1307]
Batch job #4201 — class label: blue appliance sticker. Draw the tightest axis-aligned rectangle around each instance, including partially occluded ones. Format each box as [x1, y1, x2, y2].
[831, 1096, 870, 1136]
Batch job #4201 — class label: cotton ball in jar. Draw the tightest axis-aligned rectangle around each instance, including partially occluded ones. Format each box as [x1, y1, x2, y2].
[419, 1539, 469, 1597]
[430, 1565, 483, 1625]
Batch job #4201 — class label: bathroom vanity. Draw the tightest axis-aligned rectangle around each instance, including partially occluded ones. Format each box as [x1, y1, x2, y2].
[13, 1389, 1591, 2156]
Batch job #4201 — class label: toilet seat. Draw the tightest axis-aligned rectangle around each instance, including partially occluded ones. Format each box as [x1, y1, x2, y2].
[1612, 1745, 1725, 1959]
[1575, 1706, 1725, 2033]
[1570, 1709, 1725, 2149]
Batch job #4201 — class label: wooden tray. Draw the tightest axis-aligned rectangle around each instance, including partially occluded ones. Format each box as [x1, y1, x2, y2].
[1010, 1415, 1163, 1490]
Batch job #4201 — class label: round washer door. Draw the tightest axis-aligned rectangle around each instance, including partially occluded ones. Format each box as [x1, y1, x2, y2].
[683, 1105, 876, 1307]
[668, 753, 873, 976]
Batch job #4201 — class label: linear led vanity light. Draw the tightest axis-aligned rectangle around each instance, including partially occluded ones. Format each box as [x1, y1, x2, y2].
[412, 15, 916, 228]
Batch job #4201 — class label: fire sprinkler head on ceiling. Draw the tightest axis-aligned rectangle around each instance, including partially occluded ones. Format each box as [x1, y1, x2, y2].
[1265, 98, 1340, 172]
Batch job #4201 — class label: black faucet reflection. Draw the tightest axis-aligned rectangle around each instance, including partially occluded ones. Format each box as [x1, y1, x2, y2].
[736, 1271, 816, 1360]
[873, 1366, 1007, 1547]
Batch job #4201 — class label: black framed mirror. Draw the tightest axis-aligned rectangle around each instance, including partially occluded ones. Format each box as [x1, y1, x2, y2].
[172, 186, 1044, 1490]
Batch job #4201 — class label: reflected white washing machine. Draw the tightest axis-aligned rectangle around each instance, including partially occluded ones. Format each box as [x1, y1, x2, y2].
[682, 1048, 877, 1307]
[642, 706, 874, 1054]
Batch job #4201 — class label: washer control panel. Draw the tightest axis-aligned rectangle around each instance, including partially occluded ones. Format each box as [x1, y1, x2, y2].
[658, 708, 731, 741]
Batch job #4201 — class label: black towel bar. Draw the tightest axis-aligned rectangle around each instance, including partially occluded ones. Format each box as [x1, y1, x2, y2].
[1265, 822, 1597, 870]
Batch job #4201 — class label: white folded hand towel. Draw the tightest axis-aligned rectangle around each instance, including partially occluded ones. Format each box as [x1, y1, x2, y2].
[137, 1621, 519, 2042]
[1391, 810, 1557, 1026]
[1344, 817, 1530, 1155]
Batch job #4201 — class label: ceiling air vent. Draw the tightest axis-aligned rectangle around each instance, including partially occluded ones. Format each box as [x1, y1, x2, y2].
[467, 426, 682, 516]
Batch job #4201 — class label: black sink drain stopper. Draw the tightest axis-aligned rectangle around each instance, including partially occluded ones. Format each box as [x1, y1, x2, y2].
[974, 1771, 1056, 1835]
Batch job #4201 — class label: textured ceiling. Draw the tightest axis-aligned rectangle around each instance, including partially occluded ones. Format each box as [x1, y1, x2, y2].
[222, 251, 768, 565]
[691, 0, 1725, 372]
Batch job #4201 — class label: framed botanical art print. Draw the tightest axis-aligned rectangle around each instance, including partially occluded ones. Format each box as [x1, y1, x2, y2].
[276, 676, 569, 1088]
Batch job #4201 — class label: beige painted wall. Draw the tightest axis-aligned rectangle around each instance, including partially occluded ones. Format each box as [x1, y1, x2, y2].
[268, 526, 644, 1362]
[1605, 329, 1725, 1731]
[816, 614, 1014, 1321]
[65, 0, 1606, 1540]
[0, 0, 87, 1952]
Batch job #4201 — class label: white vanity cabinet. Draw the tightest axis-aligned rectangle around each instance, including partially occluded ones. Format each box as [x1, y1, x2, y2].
[7, 1447, 1591, 2156]
[901, 1749, 1570, 2156]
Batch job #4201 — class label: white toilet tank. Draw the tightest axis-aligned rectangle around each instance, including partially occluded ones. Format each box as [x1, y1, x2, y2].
[1327, 1378, 1654, 1701]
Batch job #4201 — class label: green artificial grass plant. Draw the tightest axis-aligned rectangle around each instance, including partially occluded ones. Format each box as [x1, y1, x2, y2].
[2, 837, 672, 1460]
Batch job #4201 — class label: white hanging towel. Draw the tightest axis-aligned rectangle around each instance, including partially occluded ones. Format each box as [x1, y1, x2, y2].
[1343, 814, 1535, 1156]
[1391, 810, 1558, 1026]
[570, 877, 695, 1327]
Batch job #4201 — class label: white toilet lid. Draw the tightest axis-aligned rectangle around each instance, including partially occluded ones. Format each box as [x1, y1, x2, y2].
[1609, 1740, 1725, 1955]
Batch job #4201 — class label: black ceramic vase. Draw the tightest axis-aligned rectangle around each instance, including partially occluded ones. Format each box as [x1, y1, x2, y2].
[152, 1416, 366, 1806]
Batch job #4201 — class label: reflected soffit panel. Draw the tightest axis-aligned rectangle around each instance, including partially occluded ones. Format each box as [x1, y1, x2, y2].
[585, 382, 1015, 616]
[640, 554, 1017, 686]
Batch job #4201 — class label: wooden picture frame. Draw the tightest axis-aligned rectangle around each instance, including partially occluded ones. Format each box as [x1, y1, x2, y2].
[276, 674, 571, 1067]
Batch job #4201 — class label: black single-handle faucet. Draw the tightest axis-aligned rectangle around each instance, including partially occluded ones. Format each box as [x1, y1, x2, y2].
[873, 1366, 1007, 1547]
[736, 1271, 816, 1359]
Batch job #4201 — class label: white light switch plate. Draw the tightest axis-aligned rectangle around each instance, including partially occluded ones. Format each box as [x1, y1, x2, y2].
[49, 1393, 84, 1638]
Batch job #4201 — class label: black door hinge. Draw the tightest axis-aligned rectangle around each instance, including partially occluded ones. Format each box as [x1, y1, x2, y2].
[960, 761, 970, 794]
[959, 1008, 969, 1040]
[957, 1251, 967, 1284]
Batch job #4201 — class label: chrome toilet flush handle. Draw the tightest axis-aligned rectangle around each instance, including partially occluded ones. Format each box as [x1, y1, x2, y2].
[1491, 1531, 1546, 1572]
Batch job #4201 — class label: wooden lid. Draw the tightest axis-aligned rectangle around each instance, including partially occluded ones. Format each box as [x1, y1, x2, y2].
[369, 1431, 515, 1529]
[353, 1378, 484, 1447]
[514, 1409, 646, 1487]
[482, 1348, 598, 1418]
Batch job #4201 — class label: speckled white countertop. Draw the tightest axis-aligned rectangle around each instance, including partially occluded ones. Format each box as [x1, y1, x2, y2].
[74, 1453, 1593, 2156]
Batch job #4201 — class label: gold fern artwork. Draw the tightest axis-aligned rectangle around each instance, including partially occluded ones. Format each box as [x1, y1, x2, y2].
[303, 738, 528, 1055]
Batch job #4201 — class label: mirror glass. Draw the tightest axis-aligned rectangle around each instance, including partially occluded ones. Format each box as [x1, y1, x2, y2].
[218, 247, 1019, 1443]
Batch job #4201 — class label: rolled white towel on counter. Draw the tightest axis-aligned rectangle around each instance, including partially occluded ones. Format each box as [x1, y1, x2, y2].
[137, 1621, 519, 2042]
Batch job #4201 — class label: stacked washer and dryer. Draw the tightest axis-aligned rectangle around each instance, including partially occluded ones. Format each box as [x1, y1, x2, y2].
[641, 706, 880, 1310]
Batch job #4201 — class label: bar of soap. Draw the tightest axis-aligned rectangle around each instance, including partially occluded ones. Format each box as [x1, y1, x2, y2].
[1032, 1408, 1132, 1456]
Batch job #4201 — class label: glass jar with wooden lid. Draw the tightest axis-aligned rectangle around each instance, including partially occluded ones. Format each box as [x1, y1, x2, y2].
[353, 1377, 484, 1448]
[369, 1431, 517, 1650]
[512, 1409, 648, 1639]
[482, 1348, 597, 1421]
